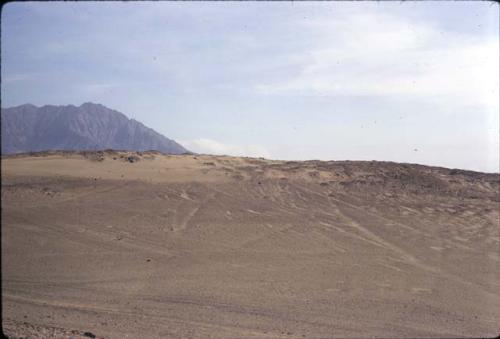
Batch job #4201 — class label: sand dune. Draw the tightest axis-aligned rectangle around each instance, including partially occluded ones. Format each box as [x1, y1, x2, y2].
[2, 151, 499, 338]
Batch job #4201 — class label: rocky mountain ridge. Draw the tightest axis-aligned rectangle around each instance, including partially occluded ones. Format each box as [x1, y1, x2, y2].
[1, 103, 188, 155]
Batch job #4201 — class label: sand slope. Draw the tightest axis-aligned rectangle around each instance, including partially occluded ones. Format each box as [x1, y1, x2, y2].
[2, 151, 500, 338]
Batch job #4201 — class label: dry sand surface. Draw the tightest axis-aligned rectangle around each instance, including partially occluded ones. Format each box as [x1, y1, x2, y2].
[2, 150, 500, 338]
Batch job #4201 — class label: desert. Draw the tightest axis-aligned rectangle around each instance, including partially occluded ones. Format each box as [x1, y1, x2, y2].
[2, 150, 499, 338]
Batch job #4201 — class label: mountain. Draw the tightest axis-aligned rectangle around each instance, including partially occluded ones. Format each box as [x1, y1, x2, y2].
[1, 102, 188, 154]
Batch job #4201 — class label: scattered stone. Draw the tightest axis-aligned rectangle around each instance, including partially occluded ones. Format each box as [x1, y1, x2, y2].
[127, 155, 140, 163]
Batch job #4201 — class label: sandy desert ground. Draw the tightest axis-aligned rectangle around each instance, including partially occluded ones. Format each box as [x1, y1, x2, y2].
[2, 151, 500, 338]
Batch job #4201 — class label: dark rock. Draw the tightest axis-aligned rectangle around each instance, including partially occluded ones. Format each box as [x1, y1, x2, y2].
[127, 155, 140, 163]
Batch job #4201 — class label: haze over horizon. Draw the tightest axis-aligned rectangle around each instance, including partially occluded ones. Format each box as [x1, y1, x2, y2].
[2, 1, 499, 172]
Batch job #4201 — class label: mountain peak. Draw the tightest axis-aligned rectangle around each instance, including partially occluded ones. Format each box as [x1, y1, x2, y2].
[1, 103, 189, 155]
[80, 102, 104, 108]
[15, 103, 38, 109]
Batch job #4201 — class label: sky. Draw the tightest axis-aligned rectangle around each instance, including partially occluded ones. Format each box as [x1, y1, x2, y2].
[1, 1, 499, 172]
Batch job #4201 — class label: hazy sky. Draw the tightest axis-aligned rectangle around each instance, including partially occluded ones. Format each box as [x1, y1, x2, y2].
[2, 1, 499, 172]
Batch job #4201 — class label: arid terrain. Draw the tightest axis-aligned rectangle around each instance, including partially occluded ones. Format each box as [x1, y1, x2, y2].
[2, 151, 499, 338]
